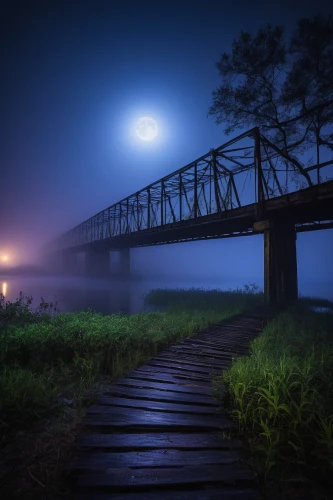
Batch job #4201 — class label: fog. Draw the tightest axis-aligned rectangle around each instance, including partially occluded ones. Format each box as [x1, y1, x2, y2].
[1, 230, 332, 315]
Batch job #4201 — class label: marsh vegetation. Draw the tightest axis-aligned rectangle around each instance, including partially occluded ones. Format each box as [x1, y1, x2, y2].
[0, 286, 261, 498]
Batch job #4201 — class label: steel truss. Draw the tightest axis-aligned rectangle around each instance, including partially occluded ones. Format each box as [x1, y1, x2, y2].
[50, 127, 333, 252]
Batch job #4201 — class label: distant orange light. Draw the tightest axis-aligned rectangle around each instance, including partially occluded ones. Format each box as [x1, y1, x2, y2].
[1, 255, 9, 262]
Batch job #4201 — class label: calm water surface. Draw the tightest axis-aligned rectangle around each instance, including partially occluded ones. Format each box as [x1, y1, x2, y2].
[0, 275, 332, 315]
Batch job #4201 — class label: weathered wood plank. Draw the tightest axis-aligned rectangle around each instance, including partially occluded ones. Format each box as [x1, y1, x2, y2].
[188, 342, 251, 351]
[134, 365, 213, 380]
[166, 346, 234, 360]
[70, 449, 240, 470]
[101, 386, 218, 406]
[77, 464, 255, 488]
[153, 355, 228, 370]
[81, 408, 235, 431]
[113, 378, 211, 395]
[146, 360, 223, 374]
[124, 372, 212, 386]
[88, 398, 222, 415]
[181, 339, 251, 350]
[164, 351, 233, 362]
[182, 343, 250, 353]
[174, 343, 248, 362]
[172, 343, 249, 353]
[75, 433, 243, 450]
[167, 341, 234, 352]
[155, 352, 229, 366]
[71, 488, 261, 500]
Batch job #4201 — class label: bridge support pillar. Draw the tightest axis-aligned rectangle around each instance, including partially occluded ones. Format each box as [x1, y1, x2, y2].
[263, 220, 298, 306]
[86, 249, 110, 278]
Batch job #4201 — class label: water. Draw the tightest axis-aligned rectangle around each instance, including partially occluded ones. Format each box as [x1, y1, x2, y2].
[0, 275, 332, 315]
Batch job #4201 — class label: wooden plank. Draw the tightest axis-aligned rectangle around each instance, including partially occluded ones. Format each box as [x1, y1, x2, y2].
[138, 360, 221, 371]
[180, 343, 249, 353]
[101, 386, 218, 406]
[156, 347, 229, 359]
[82, 406, 232, 424]
[181, 339, 250, 350]
[156, 352, 229, 365]
[185, 340, 251, 350]
[146, 360, 223, 374]
[203, 327, 260, 334]
[134, 366, 213, 380]
[81, 409, 236, 431]
[71, 488, 261, 500]
[183, 338, 249, 351]
[113, 379, 211, 395]
[77, 464, 255, 488]
[167, 342, 234, 353]
[123, 372, 211, 387]
[167, 346, 234, 360]
[165, 350, 234, 361]
[88, 398, 222, 415]
[70, 449, 240, 469]
[129, 369, 212, 381]
[193, 338, 253, 346]
[154, 355, 229, 369]
[75, 433, 243, 450]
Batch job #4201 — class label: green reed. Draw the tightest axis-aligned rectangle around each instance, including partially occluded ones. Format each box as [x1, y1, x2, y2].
[213, 298, 333, 480]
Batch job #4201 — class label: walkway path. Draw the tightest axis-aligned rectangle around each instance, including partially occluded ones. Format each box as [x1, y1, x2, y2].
[67, 311, 268, 499]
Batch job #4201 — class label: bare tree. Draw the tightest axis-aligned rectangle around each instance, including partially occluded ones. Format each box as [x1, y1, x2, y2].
[282, 16, 333, 182]
[208, 18, 333, 186]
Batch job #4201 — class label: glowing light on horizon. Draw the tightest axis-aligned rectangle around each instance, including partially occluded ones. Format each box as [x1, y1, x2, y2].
[136, 117, 158, 141]
[1, 255, 9, 262]
[2, 282, 7, 297]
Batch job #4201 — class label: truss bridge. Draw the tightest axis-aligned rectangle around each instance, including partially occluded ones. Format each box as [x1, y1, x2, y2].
[48, 127, 333, 305]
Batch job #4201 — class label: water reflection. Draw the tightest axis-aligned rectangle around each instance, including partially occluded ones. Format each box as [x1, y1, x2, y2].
[1, 282, 7, 297]
[56, 278, 131, 315]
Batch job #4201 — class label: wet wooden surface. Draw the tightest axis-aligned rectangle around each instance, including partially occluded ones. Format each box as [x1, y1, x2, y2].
[68, 312, 266, 499]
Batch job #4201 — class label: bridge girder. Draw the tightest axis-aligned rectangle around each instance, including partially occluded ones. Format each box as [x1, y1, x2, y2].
[48, 127, 333, 254]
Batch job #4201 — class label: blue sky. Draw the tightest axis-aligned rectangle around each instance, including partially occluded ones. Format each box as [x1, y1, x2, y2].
[1, 0, 332, 293]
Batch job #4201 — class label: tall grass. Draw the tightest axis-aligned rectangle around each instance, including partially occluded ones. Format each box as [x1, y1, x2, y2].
[213, 298, 333, 482]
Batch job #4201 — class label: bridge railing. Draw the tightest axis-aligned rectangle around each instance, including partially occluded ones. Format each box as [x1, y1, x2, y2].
[50, 127, 333, 252]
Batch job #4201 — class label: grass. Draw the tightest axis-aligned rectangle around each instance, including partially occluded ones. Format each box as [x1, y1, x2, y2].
[0, 285, 262, 498]
[213, 297, 333, 498]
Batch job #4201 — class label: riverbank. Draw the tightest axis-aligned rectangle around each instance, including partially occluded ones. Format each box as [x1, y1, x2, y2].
[0, 286, 262, 498]
[213, 297, 333, 499]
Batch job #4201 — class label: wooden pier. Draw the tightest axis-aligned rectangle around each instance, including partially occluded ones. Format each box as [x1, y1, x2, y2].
[67, 312, 267, 499]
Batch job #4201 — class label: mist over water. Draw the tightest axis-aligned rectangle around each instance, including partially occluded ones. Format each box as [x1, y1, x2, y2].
[1, 275, 332, 316]
[1, 228, 332, 314]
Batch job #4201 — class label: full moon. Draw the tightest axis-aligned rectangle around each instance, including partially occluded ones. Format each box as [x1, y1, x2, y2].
[136, 117, 158, 141]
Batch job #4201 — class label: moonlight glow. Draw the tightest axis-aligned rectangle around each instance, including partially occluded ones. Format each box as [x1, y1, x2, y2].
[1, 255, 8, 262]
[136, 117, 158, 141]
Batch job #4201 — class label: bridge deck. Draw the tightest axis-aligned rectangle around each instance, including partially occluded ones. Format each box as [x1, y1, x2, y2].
[67, 313, 268, 499]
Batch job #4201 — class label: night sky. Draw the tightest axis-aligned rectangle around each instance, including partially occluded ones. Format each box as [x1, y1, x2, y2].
[1, 0, 333, 293]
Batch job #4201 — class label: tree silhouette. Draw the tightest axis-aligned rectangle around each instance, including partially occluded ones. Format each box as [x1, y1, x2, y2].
[208, 17, 333, 185]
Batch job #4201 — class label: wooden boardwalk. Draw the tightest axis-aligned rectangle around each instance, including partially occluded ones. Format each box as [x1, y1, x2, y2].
[67, 312, 266, 499]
